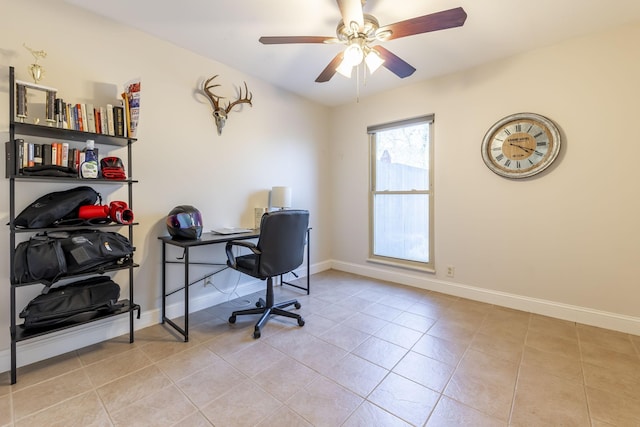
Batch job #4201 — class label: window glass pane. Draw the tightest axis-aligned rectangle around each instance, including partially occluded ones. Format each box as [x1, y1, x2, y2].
[373, 193, 429, 263]
[375, 123, 429, 191]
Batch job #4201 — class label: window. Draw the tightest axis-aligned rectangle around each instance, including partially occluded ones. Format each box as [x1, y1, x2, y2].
[368, 115, 434, 270]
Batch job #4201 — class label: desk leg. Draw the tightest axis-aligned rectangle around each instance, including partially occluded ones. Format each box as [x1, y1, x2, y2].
[161, 242, 166, 324]
[183, 247, 189, 342]
[280, 228, 311, 295]
[306, 230, 310, 294]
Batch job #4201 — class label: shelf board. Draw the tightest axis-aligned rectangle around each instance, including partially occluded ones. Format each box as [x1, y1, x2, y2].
[12, 222, 139, 233]
[10, 175, 138, 184]
[11, 262, 139, 287]
[11, 122, 135, 146]
[13, 300, 140, 342]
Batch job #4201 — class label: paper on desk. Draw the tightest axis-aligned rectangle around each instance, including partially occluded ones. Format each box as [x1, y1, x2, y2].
[211, 227, 253, 235]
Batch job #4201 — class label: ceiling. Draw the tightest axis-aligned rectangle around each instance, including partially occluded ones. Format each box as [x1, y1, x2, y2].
[64, 0, 640, 106]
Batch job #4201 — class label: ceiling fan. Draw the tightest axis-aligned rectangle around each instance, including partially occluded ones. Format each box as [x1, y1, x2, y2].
[259, 0, 467, 83]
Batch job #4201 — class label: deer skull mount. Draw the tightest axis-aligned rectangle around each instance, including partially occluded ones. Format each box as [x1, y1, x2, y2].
[203, 75, 253, 135]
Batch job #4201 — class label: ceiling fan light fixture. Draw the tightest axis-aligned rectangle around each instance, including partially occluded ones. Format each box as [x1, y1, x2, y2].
[343, 41, 364, 67]
[336, 60, 354, 78]
[364, 48, 384, 73]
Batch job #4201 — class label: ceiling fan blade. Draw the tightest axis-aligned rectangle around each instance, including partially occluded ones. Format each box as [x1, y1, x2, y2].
[315, 52, 344, 83]
[336, 0, 364, 30]
[380, 7, 467, 41]
[372, 45, 416, 78]
[259, 36, 334, 44]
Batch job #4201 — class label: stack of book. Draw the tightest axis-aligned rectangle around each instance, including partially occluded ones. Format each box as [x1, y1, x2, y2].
[5, 139, 100, 177]
[54, 100, 127, 137]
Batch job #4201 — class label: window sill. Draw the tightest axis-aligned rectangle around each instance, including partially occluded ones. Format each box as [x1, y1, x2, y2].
[367, 257, 435, 274]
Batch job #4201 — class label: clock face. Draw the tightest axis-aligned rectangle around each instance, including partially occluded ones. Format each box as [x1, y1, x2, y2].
[481, 113, 561, 178]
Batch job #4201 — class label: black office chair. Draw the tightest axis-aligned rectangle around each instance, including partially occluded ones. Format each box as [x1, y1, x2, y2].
[225, 209, 309, 338]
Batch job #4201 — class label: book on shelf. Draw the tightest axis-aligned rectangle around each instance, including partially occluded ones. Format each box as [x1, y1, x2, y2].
[72, 104, 81, 131]
[20, 141, 29, 168]
[113, 106, 125, 137]
[27, 142, 34, 167]
[65, 104, 72, 130]
[106, 104, 115, 136]
[42, 143, 52, 166]
[121, 93, 132, 137]
[123, 79, 140, 138]
[33, 144, 42, 166]
[68, 148, 78, 170]
[51, 143, 58, 166]
[94, 108, 102, 135]
[5, 139, 23, 177]
[85, 103, 96, 133]
[74, 104, 82, 131]
[62, 100, 68, 129]
[81, 104, 89, 132]
[61, 142, 69, 167]
[55, 98, 63, 128]
[99, 107, 108, 134]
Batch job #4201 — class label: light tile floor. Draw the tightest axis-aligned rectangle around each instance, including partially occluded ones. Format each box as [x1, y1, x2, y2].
[2, 270, 640, 426]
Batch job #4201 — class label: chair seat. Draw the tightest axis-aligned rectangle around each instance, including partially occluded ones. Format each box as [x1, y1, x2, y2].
[235, 254, 258, 275]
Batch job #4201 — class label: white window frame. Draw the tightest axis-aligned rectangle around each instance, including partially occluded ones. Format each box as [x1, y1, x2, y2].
[367, 115, 435, 272]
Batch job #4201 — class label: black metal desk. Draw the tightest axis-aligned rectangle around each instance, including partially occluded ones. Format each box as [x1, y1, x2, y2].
[159, 229, 310, 341]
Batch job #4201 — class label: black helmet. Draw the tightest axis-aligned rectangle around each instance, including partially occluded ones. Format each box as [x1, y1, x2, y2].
[166, 205, 203, 240]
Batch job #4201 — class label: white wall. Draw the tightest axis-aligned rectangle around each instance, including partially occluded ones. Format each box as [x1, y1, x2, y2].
[0, 0, 331, 368]
[330, 23, 640, 334]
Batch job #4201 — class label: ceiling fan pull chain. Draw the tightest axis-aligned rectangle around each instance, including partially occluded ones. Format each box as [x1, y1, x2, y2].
[356, 63, 360, 103]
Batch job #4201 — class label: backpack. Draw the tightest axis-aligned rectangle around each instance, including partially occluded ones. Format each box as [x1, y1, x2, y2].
[14, 186, 100, 228]
[19, 276, 122, 330]
[13, 230, 134, 285]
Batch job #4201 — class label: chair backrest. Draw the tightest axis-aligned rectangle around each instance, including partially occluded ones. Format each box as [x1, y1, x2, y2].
[256, 209, 309, 277]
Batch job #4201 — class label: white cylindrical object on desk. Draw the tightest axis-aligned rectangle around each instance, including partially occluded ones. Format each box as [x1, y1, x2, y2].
[271, 186, 292, 209]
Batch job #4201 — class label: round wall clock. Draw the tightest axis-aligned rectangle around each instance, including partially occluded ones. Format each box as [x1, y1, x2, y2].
[481, 112, 561, 179]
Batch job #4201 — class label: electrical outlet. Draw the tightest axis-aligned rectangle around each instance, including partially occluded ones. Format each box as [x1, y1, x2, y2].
[446, 265, 455, 278]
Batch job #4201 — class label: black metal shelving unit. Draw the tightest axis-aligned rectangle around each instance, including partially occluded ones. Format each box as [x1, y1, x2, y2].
[7, 66, 140, 384]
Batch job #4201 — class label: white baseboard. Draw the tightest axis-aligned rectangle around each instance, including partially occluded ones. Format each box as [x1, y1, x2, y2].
[331, 260, 640, 336]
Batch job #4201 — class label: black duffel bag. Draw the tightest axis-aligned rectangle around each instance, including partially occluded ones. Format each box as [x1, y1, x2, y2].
[13, 230, 134, 284]
[14, 186, 100, 228]
[19, 276, 123, 330]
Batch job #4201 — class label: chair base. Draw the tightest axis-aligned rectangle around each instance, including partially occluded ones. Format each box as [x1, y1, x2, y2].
[228, 277, 304, 338]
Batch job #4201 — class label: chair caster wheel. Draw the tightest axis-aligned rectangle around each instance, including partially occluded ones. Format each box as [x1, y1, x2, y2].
[298, 318, 305, 327]
[253, 330, 261, 339]
[294, 302, 301, 309]
[228, 316, 236, 324]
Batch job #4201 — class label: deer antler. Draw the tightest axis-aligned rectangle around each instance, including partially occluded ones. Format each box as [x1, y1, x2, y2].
[225, 82, 253, 114]
[203, 75, 224, 110]
[202, 75, 253, 135]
